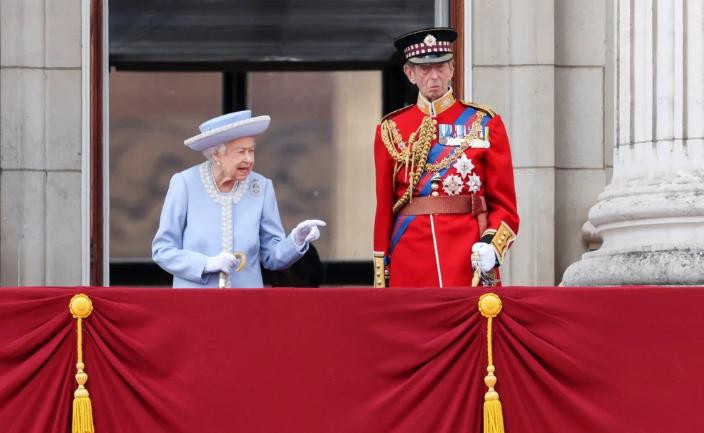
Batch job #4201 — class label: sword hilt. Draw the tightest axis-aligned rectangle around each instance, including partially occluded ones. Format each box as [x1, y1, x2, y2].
[471, 252, 481, 287]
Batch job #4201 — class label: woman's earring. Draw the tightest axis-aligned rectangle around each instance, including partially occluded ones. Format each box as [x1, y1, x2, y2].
[216, 161, 221, 166]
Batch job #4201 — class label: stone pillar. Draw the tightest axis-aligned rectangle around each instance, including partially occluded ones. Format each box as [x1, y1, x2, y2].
[554, 0, 611, 281]
[0, 0, 84, 285]
[562, 0, 704, 285]
[472, 0, 555, 285]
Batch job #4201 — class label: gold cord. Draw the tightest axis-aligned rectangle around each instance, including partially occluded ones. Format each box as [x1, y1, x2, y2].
[69, 294, 95, 433]
[76, 318, 84, 364]
[389, 116, 436, 213]
[381, 112, 487, 213]
[478, 293, 505, 433]
[486, 316, 494, 366]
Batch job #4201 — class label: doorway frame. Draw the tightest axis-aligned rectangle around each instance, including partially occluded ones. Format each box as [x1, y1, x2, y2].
[82, 0, 110, 286]
[85, 0, 471, 286]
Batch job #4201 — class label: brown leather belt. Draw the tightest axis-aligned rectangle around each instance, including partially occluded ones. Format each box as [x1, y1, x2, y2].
[398, 194, 487, 216]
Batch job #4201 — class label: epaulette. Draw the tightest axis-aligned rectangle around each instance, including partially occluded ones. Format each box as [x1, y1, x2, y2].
[381, 104, 414, 122]
[460, 100, 496, 117]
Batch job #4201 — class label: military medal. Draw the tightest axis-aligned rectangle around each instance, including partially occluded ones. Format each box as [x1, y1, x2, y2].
[438, 123, 452, 145]
[470, 125, 490, 148]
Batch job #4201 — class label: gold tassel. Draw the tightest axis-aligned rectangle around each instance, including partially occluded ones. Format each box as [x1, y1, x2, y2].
[478, 293, 505, 433]
[69, 294, 95, 433]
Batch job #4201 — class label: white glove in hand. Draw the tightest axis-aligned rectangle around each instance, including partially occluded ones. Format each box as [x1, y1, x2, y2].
[204, 252, 239, 274]
[471, 242, 497, 273]
[291, 219, 327, 247]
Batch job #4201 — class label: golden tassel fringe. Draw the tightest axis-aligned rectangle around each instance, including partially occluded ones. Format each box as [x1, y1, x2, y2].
[69, 294, 95, 433]
[484, 399, 505, 433]
[72, 389, 94, 433]
[478, 293, 505, 433]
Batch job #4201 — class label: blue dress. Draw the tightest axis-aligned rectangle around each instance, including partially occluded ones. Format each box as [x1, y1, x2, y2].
[152, 161, 305, 288]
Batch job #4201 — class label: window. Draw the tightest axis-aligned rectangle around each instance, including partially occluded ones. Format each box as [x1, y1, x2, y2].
[249, 71, 381, 261]
[109, 70, 382, 284]
[109, 71, 222, 260]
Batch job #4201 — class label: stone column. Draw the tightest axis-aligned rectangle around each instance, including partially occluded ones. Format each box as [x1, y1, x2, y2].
[472, 0, 555, 285]
[562, 0, 704, 285]
[554, 0, 611, 281]
[1, 0, 84, 285]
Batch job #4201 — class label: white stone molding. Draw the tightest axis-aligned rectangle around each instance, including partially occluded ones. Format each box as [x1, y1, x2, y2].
[562, 0, 704, 285]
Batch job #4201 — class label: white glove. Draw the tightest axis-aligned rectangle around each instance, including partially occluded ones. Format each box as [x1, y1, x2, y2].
[471, 242, 497, 273]
[291, 219, 327, 247]
[204, 252, 240, 274]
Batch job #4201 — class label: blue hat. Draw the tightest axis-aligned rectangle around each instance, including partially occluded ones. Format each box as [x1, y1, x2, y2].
[394, 27, 457, 64]
[184, 110, 271, 151]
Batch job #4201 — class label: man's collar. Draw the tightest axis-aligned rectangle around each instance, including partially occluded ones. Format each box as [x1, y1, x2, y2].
[416, 89, 455, 116]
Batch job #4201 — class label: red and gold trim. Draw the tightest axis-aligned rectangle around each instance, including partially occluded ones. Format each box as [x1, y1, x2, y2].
[404, 40, 452, 59]
[481, 222, 516, 264]
[373, 251, 387, 288]
[417, 90, 456, 116]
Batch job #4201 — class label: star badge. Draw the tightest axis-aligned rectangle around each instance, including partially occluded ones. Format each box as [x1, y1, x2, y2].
[453, 154, 475, 179]
[423, 34, 437, 46]
[442, 174, 464, 196]
[467, 173, 482, 193]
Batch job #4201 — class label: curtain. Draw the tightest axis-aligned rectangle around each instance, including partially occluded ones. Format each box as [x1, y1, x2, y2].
[1, 286, 703, 432]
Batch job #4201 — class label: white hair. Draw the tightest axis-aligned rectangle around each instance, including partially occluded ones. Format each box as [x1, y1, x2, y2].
[202, 143, 227, 161]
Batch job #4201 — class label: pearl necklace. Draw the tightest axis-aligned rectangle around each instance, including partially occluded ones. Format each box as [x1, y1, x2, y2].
[199, 161, 249, 287]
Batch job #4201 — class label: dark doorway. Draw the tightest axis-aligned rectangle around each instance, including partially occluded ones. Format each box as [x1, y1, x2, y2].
[108, 0, 432, 286]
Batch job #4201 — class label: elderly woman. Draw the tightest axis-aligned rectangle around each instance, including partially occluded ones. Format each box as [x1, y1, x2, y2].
[152, 110, 326, 288]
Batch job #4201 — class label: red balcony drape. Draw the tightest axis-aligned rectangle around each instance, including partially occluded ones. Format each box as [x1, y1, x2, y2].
[1, 286, 703, 432]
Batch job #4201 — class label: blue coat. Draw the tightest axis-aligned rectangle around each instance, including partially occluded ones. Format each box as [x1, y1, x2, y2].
[152, 162, 305, 288]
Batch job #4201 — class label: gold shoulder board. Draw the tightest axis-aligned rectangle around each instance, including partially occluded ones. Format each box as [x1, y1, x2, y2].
[461, 100, 496, 118]
[381, 104, 414, 122]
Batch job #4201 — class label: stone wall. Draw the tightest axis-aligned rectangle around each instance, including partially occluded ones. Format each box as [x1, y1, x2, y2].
[471, 0, 555, 285]
[554, 0, 613, 281]
[0, 0, 84, 285]
[471, 0, 611, 285]
[6, 0, 692, 286]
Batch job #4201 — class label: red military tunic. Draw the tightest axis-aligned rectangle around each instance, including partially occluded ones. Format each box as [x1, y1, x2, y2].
[373, 90, 519, 287]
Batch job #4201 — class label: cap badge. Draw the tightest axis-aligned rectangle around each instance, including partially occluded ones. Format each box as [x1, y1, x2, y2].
[423, 34, 437, 46]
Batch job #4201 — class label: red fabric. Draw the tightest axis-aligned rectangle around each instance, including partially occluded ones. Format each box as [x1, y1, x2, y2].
[373, 99, 519, 287]
[1, 286, 703, 433]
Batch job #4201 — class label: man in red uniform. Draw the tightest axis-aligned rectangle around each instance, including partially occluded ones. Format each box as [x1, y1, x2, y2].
[373, 27, 519, 288]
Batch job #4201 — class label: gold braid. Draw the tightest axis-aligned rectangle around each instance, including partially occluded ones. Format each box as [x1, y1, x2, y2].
[380, 112, 486, 214]
[380, 120, 411, 163]
[389, 116, 436, 213]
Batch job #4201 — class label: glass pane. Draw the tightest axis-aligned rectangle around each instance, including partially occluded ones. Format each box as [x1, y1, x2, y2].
[249, 71, 381, 261]
[109, 71, 222, 260]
